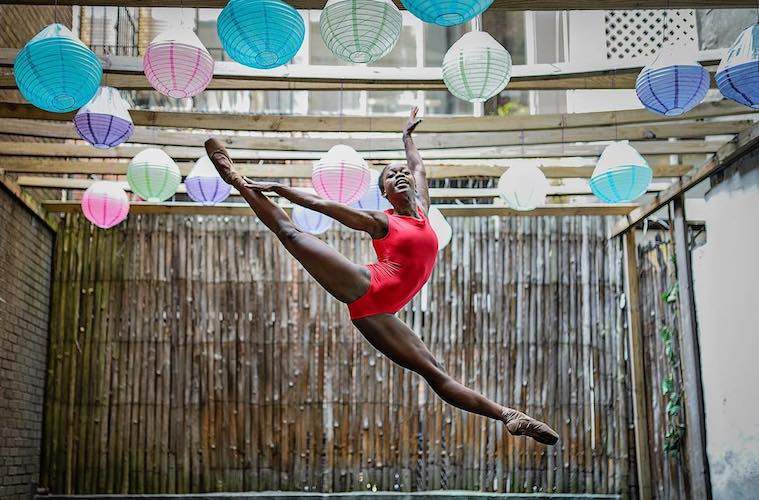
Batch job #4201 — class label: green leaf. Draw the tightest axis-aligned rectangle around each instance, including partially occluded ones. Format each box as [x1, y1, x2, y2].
[660, 326, 672, 342]
[666, 399, 681, 416]
[662, 376, 674, 395]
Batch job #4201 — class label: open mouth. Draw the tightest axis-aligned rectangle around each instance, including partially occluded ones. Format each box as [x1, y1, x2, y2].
[395, 179, 409, 189]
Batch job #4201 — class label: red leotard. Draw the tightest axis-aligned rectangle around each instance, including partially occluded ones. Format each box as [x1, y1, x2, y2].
[348, 207, 438, 320]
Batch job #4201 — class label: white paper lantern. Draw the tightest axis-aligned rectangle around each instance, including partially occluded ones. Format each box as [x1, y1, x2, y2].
[292, 205, 334, 234]
[636, 42, 709, 116]
[427, 206, 452, 251]
[320, 0, 402, 64]
[81, 181, 130, 229]
[352, 169, 392, 211]
[716, 24, 759, 109]
[497, 166, 549, 211]
[312, 145, 371, 205]
[442, 31, 512, 103]
[589, 141, 652, 203]
[127, 148, 181, 202]
[185, 155, 232, 205]
[143, 28, 214, 98]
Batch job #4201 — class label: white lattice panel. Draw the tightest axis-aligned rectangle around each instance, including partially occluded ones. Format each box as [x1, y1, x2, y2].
[605, 9, 698, 60]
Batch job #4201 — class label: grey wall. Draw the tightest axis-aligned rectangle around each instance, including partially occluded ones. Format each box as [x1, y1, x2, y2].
[0, 185, 55, 499]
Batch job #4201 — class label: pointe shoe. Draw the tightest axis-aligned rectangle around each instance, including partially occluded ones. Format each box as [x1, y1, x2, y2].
[204, 138, 246, 187]
[501, 407, 559, 446]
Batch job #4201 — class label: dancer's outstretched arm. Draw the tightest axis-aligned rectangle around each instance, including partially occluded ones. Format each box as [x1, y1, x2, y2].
[402, 106, 430, 212]
[245, 181, 388, 239]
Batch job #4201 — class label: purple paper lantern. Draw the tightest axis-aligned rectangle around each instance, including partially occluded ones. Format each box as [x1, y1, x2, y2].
[73, 86, 133, 149]
[185, 155, 232, 205]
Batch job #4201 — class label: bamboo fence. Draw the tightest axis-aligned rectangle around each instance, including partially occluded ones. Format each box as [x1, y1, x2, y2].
[41, 214, 638, 495]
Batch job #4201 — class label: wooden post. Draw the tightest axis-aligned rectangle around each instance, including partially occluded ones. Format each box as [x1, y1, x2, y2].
[622, 230, 653, 500]
[672, 195, 712, 499]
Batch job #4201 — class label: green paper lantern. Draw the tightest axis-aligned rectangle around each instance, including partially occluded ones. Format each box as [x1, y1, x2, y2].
[320, 0, 402, 64]
[127, 148, 181, 202]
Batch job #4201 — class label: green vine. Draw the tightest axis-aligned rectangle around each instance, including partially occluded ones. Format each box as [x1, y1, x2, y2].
[661, 279, 685, 456]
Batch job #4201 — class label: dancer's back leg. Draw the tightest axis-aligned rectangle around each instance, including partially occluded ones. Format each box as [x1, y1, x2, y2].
[353, 313, 559, 445]
[206, 139, 370, 303]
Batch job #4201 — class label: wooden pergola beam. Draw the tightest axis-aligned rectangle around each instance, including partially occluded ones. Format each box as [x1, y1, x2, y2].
[0, 100, 751, 133]
[2, 1, 754, 12]
[0, 51, 723, 92]
[0, 117, 748, 152]
[0, 157, 694, 179]
[14, 175, 670, 197]
[0, 140, 724, 160]
[40, 200, 639, 217]
[611, 120, 759, 237]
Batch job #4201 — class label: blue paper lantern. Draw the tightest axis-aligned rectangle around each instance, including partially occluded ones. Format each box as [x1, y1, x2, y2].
[14, 24, 102, 113]
[589, 141, 652, 203]
[218, 0, 305, 69]
[400, 0, 493, 27]
[716, 24, 759, 109]
[636, 42, 709, 116]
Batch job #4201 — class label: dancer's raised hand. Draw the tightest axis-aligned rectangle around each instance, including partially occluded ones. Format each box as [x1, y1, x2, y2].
[403, 106, 422, 137]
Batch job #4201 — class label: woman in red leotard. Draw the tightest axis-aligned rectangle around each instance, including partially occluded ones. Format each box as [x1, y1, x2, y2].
[205, 107, 558, 445]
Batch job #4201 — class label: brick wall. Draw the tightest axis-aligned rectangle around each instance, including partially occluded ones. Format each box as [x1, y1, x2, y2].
[0, 185, 55, 499]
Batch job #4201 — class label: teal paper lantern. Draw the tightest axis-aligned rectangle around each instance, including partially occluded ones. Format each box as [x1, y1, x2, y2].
[127, 148, 181, 202]
[14, 24, 102, 113]
[218, 0, 305, 69]
[589, 141, 652, 203]
[400, 0, 493, 27]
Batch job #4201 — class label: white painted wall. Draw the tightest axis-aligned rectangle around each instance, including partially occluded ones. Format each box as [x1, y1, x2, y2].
[692, 166, 759, 499]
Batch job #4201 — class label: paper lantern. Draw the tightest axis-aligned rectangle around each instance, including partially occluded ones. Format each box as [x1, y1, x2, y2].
[442, 31, 512, 103]
[14, 23, 102, 113]
[185, 155, 232, 205]
[352, 169, 392, 211]
[292, 205, 334, 234]
[589, 141, 652, 203]
[636, 42, 709, 116]
[81, 181, 130, 229]
[218, 0, 305, 69]
[73, 87, 133, 149]
[320, 0, 402, 64]
[497, 166, 549, 211]
[312, 145, 371, 205]
[716, 24, 759, 109]
[127, 148, 181, 202]
[400, 0, 493, 26]
[427, 206, 452, 251]
[143, 28, 214, 98]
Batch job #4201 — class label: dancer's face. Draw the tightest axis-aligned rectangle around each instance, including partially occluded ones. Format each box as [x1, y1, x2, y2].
[380, 163, 416, 205]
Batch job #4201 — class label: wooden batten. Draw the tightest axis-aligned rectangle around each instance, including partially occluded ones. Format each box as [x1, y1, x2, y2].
[0, 100, 752, 133]
[41, 200, 638, 217]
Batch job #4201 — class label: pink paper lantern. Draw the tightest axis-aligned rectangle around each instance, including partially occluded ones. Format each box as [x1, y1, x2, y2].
[81, 181, 130, 229]
[143, 28, 214, 98]
[311, 144, 371, 205]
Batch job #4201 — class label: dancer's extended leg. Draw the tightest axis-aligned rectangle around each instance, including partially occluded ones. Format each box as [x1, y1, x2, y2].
[205, 139, 370, 303]
[353, 313, 559, 445]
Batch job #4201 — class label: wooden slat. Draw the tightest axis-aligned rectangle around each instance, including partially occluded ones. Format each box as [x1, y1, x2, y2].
[0, 117, 748, 151]
[0, 157, 695, 178]
[611, 120, 759, 237]
[0, 139, 724, 160]
[0, 49, 723, 91]
[672, 196, 712, 499]
[41, 200, 638, 216]
[14, 175, 671, 197]
[3, 0, 756, 8]
[622, 230, 653, 500]
[0, 100, 752, 133]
